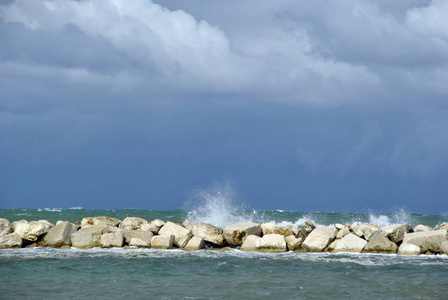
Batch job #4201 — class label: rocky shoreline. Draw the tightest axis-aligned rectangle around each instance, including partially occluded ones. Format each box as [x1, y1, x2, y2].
[1, 217, 447, 255]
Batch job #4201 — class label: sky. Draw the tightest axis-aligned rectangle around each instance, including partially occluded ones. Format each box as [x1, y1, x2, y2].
[1, 0, 448, 213]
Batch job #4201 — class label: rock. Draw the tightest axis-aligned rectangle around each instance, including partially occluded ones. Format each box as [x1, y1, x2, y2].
[39, 221, 76, 248]
[191, 222, 225, 246]
[402, 230, 448, 253]
[381, 224, 412, 243]
[94, 216, 121, 227]
[129, 238, 151, 248]
[290, 225, 299, 236]
[285, 235, 303, 251]
[223, 222, 262, 246]
[151, 235, 174, 249]
[182, 220, 193, 230]
[440, 241, 448, 255]
[11, 220, 29, 238]
[80, 217, 94, 229]
[0, 218, 11, 237]
[119, 217, 149, 230]
[414, 224, 432, 232]
[274, 226, 294, 237]
[336, 226, 350, 239]
[183, 236, 205, 250]
[71, 225, 106, 249]
[24, 221, 52, 241]
[255, 234, 287, 252]
[122, 230, 153, 245]
[158, 222, 193, 248]
[334, 223, 344, 230]
[363, 231, 397, 254]
[361, 225, 380, 241]
[240, 235, 262, 251]
[302, 226, 337, 252]
[296, 225, 313, 240]
[140, 223, 160, 234]
[100, 232, 124, 248]
[333, 233, 367, 253]
[305, 221, 315, 229]
[261, 221, 276, 235]
[151, 219, 166, 229]
[349, 222, 364, 237]
[325, 239, 338, 252]
[435, 223, 448, 231]
[398, 243, 421, 255]
[0, 233, 22, 249]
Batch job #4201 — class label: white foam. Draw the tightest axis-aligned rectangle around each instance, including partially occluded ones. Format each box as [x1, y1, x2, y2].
[368, 208, 412, 227]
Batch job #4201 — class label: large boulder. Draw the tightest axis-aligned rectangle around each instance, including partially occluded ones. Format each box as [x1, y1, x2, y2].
[435, 223, 448, 231]
[363, 231, 397, 254]
[100, 231, 124, 248]
[80, 216, 120, 229]
[151, 234, 174, 249]
[285, 235, 303, 251]
[223, 222, 262, 246]
[336, 226, 350, 239]
[129, 238, 151, 248]
[296, 224, 313, 240]
[0, 218, 11, 237]
[302, 226, 337, 252]
[398, 243, 421, 255]
[11, 220, 29, 238]
[119, 217, 149, 230]
[240, 235, 261, 251]
[274, 227, 294, 237]
[261, 221, 276, 235]
[402, 230, 448, 253]
[122, 230, 153, 245]
[12, 220, 53, 241]
[0, 233, 22, 249]
[414, 224, 432, 232]
[192, 222, 225, 246]
[333, 233, 367, 253]
[381, 224, 412, 243]
[39, 221, 77, 248]
[255, 234, 287, 252]
[183, 236, 205, 250]
[71, 225, 106, 248]
[158, 222, 193, 248]
[349, 222, 379, 240]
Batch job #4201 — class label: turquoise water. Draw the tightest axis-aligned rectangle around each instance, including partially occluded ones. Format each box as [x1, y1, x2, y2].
[1, 208, 448, 299]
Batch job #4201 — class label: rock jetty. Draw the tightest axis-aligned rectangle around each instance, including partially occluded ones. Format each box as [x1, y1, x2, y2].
[0, 217, 447, 255]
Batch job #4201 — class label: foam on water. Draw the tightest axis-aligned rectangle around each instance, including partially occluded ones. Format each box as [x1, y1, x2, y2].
[367, 208, 412, 227]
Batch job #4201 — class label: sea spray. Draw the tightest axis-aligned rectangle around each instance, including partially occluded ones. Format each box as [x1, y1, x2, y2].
[367, 208, 413, 227]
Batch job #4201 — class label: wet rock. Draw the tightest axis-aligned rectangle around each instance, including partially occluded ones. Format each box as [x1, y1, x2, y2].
[402, 230, 448, 253]
[39, 221, 76, 248]
[302, 226, 337, 252]
[285, 235, 303, 251]
[192, 222, 225, 246]
[274, 226, 294, 237]
[381, 224, 412, 243]
[71, 225, 106, 249]
[151, 234, 174, 249]
[296, 225, 313, 240]
[183, 236, 205, 250]
[240, 235, 261, 251]
[414, 224, 432, 232]
[100, 232, 124, 248]
[119, 217, 149, 230]
[261, 221, 276, 235]
[398, 243, 421, 255]
[255, 234, 287, 252]
[223, 222, 262, 246]
[333, 233, 367, 253]
[0, 218, 12, 237]
[0, 233, 22, 249]
[122, 230, 153, 245]
[363, 231, 397, 254]
[158, 222, 193, 248]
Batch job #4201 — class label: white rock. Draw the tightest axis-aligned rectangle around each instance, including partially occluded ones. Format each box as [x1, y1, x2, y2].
[240, 235, 262, 251]
[192, 222, 225, 246]
[402, 230, 448, 253]
[336, 226, 350, 239]
[398, 243, 421, 255]
[381, 224, 411, 243]
[414, 224, 432, 232]
[129, 238, 151, 248]
[440, 241, 448, 255]
[100, 232, 124, 248]
[158, 222, 193, 248]
[334, 223, 344, 230]
[261, 221, 276, 235]
[94, 216, 121, 227]
[285, 235, 303, 251]
[24, 221, 52, 241]
[349, 222, 364, 237]
[0, 218, 12, 237]
[141, 223, 160, 234]
[302, 226, 337, 252]
[0, 233, 22, 249]
[151, 234, 174, 249]
[223, 222, 262, 246]
[39, 221, 76, 248]
[119, 217, 149, 230]
[183, 236, 205, 250]
[122, 230, 153, 245]
[11, 220, 29, 238]
[333, 233, 367, 253]
[363, 231, 397, 254]
[71, 225, 106, 249]
[255, 234, 287, 252]
[151, 219, 166, 229]
[435, 223, 448, 231]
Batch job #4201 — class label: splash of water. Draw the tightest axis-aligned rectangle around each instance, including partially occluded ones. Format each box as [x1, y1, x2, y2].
[185, 181, 255, 228]
[368, 208, 413, 227]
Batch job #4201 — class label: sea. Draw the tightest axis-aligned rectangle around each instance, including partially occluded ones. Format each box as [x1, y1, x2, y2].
[1, 207, 448, 299]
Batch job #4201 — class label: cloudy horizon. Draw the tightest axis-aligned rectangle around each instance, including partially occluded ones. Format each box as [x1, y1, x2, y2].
[1, 0, 448, 214]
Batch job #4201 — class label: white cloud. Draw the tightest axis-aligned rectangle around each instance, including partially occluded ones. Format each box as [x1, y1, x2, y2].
[406, 0, 448, 42]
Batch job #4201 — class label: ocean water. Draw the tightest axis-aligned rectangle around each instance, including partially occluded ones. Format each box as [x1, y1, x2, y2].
[1, 207, 448, 299]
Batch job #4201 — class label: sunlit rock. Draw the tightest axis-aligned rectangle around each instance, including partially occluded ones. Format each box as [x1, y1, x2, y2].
[398, 243, 421, 255]
[402, 230, 448, 253]
[122, 229, 153, 245]
[255, 234, 287, 252]
[285, 235, 303, 251]
[39, 221, 76, 248]
[192, 222, 225, 246]
[183, 236, 205, 250]
[414, 224, 432, 232]
[336, 226, 350, 239]
[119, 217, 149, 230]
[100, 231, 124, 248]
[302, 226, 337, 252]
[240, 235, 261, 251]
[71, 225, 106, 249]
[223, 222, 262, 246]
[151, 234, 174, 249]
[261, 221, 276, 235]
[158, 221, 193, 248]
[0, 218, 12, 237]
[333, 233, 367, 253]
[363, 231, 397, 254]
[129, 237, 151, 248]
[381, 224, 412, 243]
[0, 233, 22, 249]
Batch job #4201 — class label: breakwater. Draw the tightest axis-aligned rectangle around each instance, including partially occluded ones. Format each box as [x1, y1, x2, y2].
[1, 216, 447, 255]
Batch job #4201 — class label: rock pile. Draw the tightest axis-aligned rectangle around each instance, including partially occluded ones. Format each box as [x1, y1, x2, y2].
[0, 217, 447, 255]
